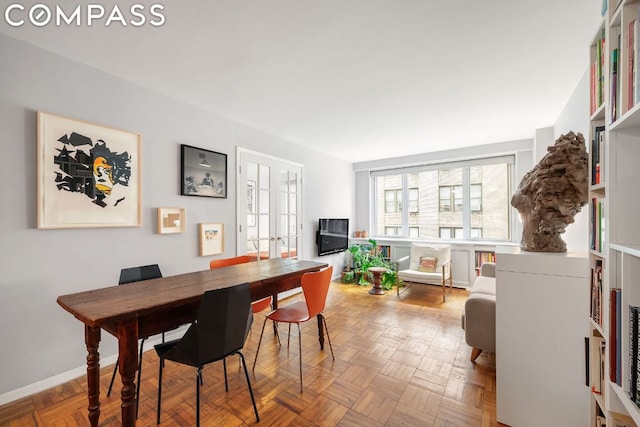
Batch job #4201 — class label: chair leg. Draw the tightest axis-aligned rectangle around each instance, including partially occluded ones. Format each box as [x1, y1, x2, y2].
[223, 357, 228, 391]
[107, 357, 119, 397]
[287, 324, 292, 349]
[239, 351, 260, 423]
[297, 323, 303, 393]
[471, 348, 483, 362]
[196, 367, 202, 427]
[252, 317, 269, 371]
[156, 357, 164, 425]
[320, 314, 335, 361]
[273, 320, 281, 346]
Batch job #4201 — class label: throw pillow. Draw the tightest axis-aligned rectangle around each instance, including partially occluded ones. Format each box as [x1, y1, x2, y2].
[418, 256, 438, 272]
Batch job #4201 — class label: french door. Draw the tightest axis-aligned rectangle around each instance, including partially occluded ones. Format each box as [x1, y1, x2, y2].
[236, 148, 303, 260]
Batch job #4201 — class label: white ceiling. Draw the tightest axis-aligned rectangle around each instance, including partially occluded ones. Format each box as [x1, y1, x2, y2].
[0, 0, 602, 162]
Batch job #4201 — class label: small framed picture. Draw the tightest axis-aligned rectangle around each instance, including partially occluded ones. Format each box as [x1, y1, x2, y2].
[180, 144, 227, 198]
[199, 222, 224, 256]
[157, 207, 185, 234]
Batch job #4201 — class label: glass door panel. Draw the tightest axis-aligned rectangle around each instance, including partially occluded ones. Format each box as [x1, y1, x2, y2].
[238, 149, 302, 260]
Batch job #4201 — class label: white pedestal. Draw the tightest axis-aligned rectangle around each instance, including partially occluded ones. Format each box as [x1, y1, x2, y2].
[495, 246, 589, 427]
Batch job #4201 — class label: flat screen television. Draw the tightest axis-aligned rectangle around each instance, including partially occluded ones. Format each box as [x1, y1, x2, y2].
[316, 218, 349, 256]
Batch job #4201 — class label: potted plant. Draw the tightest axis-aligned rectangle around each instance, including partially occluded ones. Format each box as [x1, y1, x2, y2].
[348, 239, 399, 288]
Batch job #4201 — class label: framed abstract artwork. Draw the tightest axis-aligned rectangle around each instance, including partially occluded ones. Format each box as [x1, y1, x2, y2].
[157, 207, 186, 234]
[180, 144, 227, 198]
[37, 111, 142, 229]
[199, 222, 224, 256]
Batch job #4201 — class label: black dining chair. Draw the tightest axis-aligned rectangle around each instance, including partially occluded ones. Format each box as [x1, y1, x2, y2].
[106, 264, 164, 419]
[154, 282, 259, 426]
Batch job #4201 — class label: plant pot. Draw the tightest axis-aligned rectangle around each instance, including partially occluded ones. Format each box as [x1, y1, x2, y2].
[341, 270, 355, 283]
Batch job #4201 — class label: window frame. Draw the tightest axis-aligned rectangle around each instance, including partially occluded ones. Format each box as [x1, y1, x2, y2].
[371, 155, 514, 242]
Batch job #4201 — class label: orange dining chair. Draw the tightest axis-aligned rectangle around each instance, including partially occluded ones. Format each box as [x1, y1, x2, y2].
[209, 255, 273, 315]
[252, 265, 335, 392]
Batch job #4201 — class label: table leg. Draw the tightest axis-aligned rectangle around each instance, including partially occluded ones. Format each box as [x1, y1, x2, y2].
[118, 320, 139, 427]
[84, 325, 101, 427]
[317, 314, 325, 350]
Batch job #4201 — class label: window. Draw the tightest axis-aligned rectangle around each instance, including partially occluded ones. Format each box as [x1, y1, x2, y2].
[439, 227, 463, 239]
[373, 157, 512, 241]
[384, 189, 401, 213]
[470, 184, 482, 212]
[408, 188, 419, 213]
[439, 185, 463, 212]
[384, 226, 401, 236]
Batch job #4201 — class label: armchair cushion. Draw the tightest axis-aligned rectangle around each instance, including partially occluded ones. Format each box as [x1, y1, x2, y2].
[418, 256, 438, 272]
[398, 269, 447, 284]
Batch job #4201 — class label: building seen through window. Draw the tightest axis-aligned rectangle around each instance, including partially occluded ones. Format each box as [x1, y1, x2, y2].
[373, 158, 512, 241]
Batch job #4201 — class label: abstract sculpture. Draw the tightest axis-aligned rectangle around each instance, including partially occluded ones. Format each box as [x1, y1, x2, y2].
[511, 131, 589, 252]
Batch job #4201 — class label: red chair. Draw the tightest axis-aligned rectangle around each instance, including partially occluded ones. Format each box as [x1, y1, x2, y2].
[252, 266, 335, 392]
[209, 255, 272, 313]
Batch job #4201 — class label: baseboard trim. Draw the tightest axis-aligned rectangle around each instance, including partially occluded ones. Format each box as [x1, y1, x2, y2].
[0, 328, 186, 406]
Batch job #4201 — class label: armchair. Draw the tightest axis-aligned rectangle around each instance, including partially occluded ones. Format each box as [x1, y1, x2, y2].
[396, 244, 452, 302]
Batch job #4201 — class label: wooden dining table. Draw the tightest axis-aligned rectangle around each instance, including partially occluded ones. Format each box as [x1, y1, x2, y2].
[57, 258, 328, 427]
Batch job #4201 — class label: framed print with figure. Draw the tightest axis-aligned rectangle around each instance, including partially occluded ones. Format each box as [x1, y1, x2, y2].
[181, 144, 227, 198]
[37, 111, 142, 229]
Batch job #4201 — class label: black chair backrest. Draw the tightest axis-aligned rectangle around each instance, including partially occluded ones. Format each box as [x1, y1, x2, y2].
[119, 264, 162, 285]
[169, 283, 253, 366]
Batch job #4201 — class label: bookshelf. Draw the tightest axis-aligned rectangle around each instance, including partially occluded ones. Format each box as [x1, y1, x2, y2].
[588, 1, 640, 425]
[377, 244, 392, 261]
[474, 250, 495, 276]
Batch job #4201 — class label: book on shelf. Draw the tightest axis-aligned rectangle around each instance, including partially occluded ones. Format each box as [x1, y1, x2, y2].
[592, 126, 605, 185]
[586, 336, 591, 387]
[591, 332, 606, 398]
[611, 288, 622, 385]
[618, 289, 622, 385]
[630, 305, 639, 403]
[591, 28, 606, 115]
[592, 259, 604, 326]
[591, 197, 605, 252]
[612, 47, 619, 122]
[599, 28, 605, 109]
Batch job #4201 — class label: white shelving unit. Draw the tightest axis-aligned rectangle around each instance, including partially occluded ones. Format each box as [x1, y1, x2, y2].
[495, 246, 589, 427]
[587, 1, 640, 425]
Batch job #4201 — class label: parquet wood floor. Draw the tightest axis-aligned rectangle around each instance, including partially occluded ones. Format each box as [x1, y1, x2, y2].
[0, 282, 503, 426]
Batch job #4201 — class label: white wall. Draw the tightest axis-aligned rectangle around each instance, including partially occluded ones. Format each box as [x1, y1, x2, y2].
[553, 69, 591, 252]
[0, 33, 354, 398]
